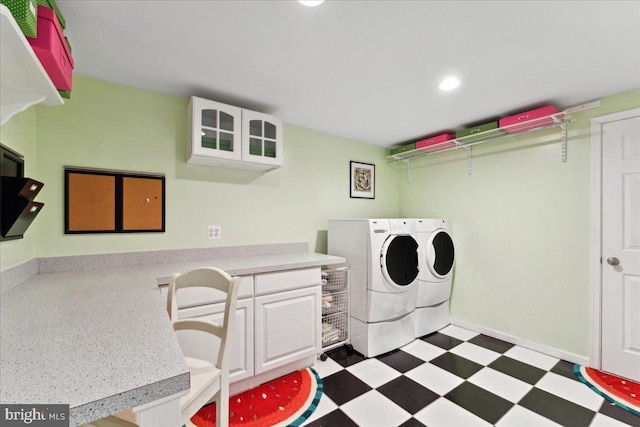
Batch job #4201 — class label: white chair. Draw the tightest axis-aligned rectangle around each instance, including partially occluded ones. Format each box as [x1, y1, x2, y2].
[91, 267, 241, 427]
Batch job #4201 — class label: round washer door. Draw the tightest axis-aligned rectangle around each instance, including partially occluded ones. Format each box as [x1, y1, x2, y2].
[380, 235, 419, 288]
[426, 229, 455, 279]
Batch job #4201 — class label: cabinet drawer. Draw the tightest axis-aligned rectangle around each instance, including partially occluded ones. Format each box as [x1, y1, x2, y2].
[177, 299, 254, 382]
[254, 267, 320, 295]
[159, 275, 253, 308]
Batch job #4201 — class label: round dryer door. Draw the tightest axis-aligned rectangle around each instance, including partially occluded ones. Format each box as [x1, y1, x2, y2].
[426, 229, 455, 279]
[380, 235, 420, 287]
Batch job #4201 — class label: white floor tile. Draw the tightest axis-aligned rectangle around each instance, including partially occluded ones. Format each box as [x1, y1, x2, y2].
[494, 405, 562, 427]
[414, 397, 492, 427]
[450, 342, 501, 366]
[536, 372, 604, 411]
[405, 362, 465, 396]
[300, 393, 338, 426]
[588, 412, 634, 427]
[401, 338, 446, 362]
[346, 358, 401, 388]
[468, 367, 534, 403]
[340, 390, 411, 427]
[503, 345, 560, 370]
[439, 324, 479, 341]
[312, 356, 343, 379]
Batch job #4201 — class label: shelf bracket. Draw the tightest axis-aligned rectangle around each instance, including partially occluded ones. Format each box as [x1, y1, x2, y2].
[403, 158, 412, 183]
[560, 123, 567, 162]
[465, 146, 472, 176]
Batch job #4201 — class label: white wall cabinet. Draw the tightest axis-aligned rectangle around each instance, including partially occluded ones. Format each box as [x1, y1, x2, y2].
[187, 96, 283, 171]
[161, 267, 320, 396]
[254, 286, 321, 375]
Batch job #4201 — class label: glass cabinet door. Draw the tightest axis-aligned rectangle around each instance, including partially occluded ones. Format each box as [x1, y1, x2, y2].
[242, 110, 283, 166]
[190, 97, 242, 161]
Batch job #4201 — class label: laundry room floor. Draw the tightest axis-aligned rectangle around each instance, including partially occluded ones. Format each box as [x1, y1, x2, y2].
[306, 325, 640, 427]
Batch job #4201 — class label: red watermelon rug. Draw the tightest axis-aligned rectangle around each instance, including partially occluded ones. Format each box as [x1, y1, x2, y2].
[191, 367, 322, 427]
[574, 365, 640, 416]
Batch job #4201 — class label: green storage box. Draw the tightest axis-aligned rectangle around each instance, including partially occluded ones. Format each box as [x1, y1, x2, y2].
[1, 0, 38, 37]
[35, 0, 63, 28]
[58, 89, 70, 99]
[390, 142, 416, 156]
[455, 121, 503, 144]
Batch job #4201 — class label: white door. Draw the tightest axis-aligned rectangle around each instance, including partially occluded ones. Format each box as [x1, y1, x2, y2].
[601, 110, 640, 381]
[254, 287, 320, 375]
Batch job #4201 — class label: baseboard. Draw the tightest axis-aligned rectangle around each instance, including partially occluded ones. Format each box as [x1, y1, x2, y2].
[450, 318, 590, 366]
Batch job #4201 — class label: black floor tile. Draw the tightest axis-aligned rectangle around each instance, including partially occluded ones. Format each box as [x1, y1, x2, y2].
[445, 381, 514, 425]
[306, 409, 359, 427]
[321, 370, 371, 406]
[489, 355, 546, 385]
[598, 400, 640, 427]
[519, 388, 596, 427]
[430, 352, 483, 379]
[421, 332, 463, 350]
[377, 376, 439, 414]
[550, 360, 580, 382]
[327, 346, 366, 368]
[398, 417, 427, 427]
[377, 349, 425, 373]
[468, 334, 514, 354]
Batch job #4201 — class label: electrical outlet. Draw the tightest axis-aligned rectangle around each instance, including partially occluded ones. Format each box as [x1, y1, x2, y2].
[208, 225, 221, 240]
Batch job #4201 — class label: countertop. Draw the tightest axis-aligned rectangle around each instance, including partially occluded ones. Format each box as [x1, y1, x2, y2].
[0, 250, 344, 426]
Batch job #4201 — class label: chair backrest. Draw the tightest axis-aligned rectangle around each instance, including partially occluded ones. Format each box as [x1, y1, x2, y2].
[168, 267, 242, 370]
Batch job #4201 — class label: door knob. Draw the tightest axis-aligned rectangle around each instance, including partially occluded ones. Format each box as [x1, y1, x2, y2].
[607, 257, 620, 266]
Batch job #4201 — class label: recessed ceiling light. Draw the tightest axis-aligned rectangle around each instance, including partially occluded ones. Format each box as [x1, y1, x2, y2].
[299, 0, 325, 6]
[438, 77, 461, 91]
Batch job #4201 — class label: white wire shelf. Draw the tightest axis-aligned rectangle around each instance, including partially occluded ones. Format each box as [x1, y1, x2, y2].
[387, 111, 574, 163]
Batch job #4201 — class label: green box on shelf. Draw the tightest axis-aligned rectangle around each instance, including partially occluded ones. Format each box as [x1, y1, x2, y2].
[34, 0, 63, 28]
[1, 0, 38, 37]
[455, 121, 504, 143]
[58, 89, 70, 99]
[390, 142, 416, 156]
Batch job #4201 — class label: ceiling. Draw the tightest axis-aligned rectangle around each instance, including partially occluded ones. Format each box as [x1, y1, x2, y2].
[56, 0, 640, 148]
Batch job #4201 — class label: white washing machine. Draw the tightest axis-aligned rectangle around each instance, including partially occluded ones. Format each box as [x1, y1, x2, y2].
[328, 219, 419, 357]
[414, 218, 455, 337]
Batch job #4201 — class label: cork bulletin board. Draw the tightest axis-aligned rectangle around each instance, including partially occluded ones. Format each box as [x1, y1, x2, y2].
[65, 167, 165, 234]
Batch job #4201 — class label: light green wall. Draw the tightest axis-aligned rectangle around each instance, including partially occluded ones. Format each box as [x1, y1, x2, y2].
[399, 89, 640, 357]
[0, 108, 38, 270]
[31, 76, 400, 258]
[4, 73, 639, 359]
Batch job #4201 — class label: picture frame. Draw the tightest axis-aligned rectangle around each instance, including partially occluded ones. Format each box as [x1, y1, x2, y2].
[350, 161, 375, 199]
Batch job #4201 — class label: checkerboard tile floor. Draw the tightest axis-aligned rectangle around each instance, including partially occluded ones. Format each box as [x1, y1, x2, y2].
[305, 325, 640, 427]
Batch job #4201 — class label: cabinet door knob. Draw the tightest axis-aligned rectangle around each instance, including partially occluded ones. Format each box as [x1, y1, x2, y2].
[607, 257, 620, 266]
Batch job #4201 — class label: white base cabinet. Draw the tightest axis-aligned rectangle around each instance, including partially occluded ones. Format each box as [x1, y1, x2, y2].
[177, 298, 254, 383]
[160, 267, 321, 397]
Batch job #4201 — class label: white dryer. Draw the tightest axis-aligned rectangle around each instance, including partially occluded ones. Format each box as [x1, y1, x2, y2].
[328, 219, 419, 357]
[414, 218, 455, 337]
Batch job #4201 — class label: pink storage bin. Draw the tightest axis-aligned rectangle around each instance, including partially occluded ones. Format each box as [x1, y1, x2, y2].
[27, 5, 74, 91]
[499, 105, 560, 134]
[416, 133, 455, 153]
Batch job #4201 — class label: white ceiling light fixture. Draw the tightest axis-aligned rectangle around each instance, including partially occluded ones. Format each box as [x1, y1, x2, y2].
[438, 77, 461, 91]
[299, 0, 325, 6]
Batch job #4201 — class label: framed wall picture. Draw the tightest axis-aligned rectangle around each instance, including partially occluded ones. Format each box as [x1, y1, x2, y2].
[350, 161, 375, 199]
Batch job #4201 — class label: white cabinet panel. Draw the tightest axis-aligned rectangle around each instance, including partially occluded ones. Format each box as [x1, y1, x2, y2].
[177, 299, 254, 382]
[159, 275, 254, 309]
[254, 286, 321, 375]
[254, 267, 320, 295]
